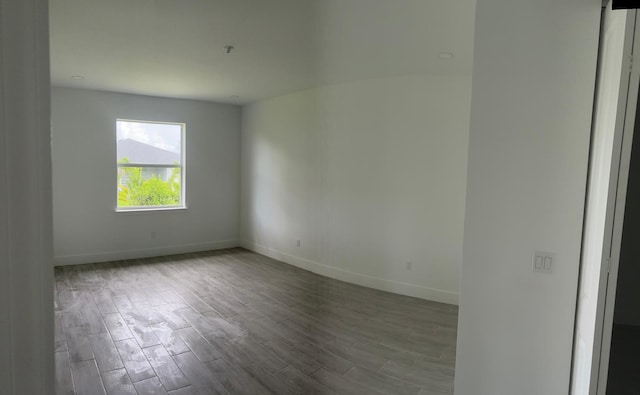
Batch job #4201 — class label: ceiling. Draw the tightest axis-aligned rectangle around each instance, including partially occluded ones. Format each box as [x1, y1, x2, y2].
[50, 0, 476, 105]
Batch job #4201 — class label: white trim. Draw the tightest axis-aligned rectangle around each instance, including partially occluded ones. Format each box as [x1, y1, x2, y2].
[116, 205, 187, 213]
[572, 8, 640, 395]
[117, 118, 186, 127]
[241, 241, 459, 305]
[596, 10, 640, 394]
[118, 163, 180, 168]
[54, 239, 239, 266]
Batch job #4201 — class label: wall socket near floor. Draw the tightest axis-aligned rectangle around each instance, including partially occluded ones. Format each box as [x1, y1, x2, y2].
[296, 239, 301, 247]
[532, 251, 555, 274]
[150, 231, 157, 239]
[406, 261, 413, 271]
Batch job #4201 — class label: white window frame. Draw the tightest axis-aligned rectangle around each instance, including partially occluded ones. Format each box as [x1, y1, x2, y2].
[116, 119, 186, 212]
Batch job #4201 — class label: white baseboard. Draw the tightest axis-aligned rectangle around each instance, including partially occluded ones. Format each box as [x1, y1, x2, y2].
[241, 241, 459, 305]
[54, 239, 240, 266]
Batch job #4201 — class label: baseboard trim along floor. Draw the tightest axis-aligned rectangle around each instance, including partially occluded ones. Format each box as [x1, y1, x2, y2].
[243, 241, 459, 306]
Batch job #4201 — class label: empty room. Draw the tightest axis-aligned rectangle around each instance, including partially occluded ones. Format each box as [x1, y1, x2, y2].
[2, 0, 618, 395]
[49, 1, 473, 393]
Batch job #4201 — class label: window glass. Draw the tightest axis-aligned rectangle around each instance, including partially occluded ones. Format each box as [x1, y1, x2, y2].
[116, 120, 184, 210]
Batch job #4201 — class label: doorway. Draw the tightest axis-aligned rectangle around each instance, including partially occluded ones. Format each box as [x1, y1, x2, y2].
[571, 5, 640, 395]
[604, 87, 640, 394]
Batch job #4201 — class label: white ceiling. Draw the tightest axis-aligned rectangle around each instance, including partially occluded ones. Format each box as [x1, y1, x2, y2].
[50, 0, 476, 104]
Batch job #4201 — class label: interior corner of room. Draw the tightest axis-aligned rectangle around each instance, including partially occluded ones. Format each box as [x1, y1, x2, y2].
[48, 0, 474, 306]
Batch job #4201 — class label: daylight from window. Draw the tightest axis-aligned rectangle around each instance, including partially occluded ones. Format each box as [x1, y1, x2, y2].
[116, 120, 184, 210]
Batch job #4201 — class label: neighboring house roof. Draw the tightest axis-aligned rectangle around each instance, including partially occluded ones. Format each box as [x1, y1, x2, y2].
[117, 139, 180, 165]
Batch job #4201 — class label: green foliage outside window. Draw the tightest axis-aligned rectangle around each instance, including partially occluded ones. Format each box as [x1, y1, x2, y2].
[117, 158, 181, 207]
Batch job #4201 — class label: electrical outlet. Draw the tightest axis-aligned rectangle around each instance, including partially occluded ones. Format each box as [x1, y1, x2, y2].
[296, 239, 301, 247]
[406, 261, 413, 271]
[151, 231, 157, 239]
[532, 251, 555, 274]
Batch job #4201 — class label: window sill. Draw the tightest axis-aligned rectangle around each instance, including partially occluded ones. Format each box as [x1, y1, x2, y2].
[116, 206, 187, 214]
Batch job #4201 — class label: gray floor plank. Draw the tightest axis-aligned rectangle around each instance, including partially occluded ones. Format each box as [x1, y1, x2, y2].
[320, 339, 388, 371]
[175, 327, 221, 363]
[143, 344, 190, 391]
[282, 339, 354, 375]
[104, 312, 135, 342]
[94, 291, 119, 315]
[125, 314, 162, 348]
[54, 351, 74, 395]
[134, 376, 169, 395]
[176, 308, 224, 335]
[154, 303, 191, 330]
[115, 338, 157, 383]
[311, 367, 373, 394]
[133, 301, 167, 326]
[224, 315, 284, 344]
[277, 317, 335, 346]
[344, 366, 422, 395]
[205, 358, 272, 395]
[241, 364, 297, 395]
[179, 293, 216, 315]
[70, 359, 107, 395]
[379, 359, 453, 394]
[82, 304, 109, 335]
[55, 311, 68, 352]
[202, 334, 254, 367]
[263, 338, 324, 375]
[209, 335, 287, 374]
[275, 365, 336, 395]
[113, 295, 140, 319]
[102, 368, 137, 395]
[66, 326, 94, 363]
[61, 309, 84, 328]
[200, 292, 253, 318]
[168, 387, 197, 395]
[90, 331, 125, 372]
[151, 322, 191, 356]
[172, 352, 229, 395]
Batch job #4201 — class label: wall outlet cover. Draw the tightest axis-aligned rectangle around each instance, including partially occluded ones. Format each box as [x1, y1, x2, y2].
[532, 251, 555, 274]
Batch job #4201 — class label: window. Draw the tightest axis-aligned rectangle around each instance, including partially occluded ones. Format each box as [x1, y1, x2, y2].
[116, 120, 185, 210]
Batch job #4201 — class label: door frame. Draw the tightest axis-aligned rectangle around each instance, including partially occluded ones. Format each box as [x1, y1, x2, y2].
[571, 5, 640, 394]
[595, 11, 640, 393]
[575, 6, 640, 394]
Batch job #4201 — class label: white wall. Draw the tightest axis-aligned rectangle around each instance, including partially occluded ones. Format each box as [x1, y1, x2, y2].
[455, 1, 601, 394]
[241, 74, 471, 304]
[1, 0, 54, 392]
[52, 88, 241, 264]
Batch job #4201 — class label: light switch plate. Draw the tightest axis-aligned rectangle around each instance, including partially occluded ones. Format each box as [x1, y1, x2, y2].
[532, 251, 555, 274]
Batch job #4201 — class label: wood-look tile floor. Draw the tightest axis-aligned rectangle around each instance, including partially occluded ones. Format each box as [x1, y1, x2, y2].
[54, 248, 457, 395]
